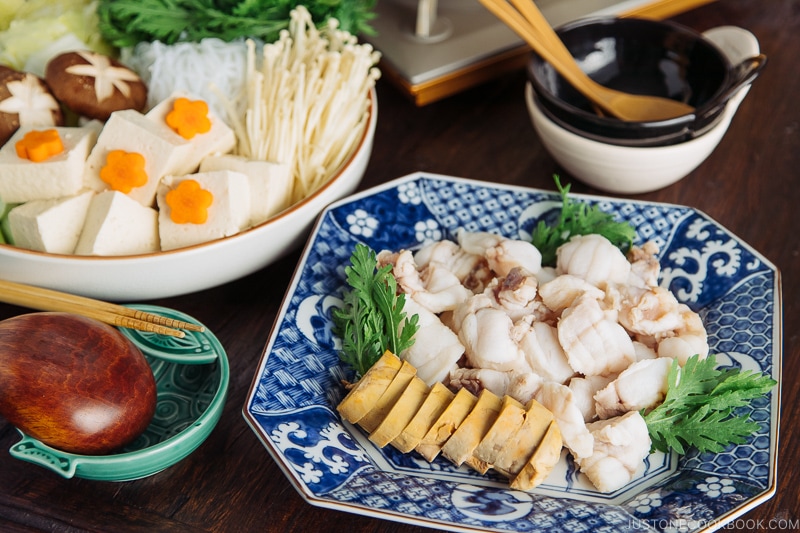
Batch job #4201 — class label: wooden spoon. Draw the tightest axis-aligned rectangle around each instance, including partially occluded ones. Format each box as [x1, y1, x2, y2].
[479, 0, 696, 122]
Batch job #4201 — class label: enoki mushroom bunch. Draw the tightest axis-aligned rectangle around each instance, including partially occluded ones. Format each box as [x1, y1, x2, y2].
[225, 6, 381, 203]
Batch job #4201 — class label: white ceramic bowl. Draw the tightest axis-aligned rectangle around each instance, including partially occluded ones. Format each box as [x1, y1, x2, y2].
[0, 90, 377, 301]
[525, 27, 760, 194]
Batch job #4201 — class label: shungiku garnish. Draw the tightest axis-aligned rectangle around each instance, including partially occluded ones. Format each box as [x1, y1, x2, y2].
[643, 354, 777, 454]
[531, 175, 636, 266]
[332, 243, 419, 378]
[96, 0, 377, 48]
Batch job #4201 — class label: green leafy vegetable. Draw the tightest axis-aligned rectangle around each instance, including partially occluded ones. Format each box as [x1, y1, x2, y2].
[332, 243, 419, 378]
[531, 175, 636, 266]
[644, 354, 777, 454]
[0, 199, 16, 245]
[96, 0, 377, 48]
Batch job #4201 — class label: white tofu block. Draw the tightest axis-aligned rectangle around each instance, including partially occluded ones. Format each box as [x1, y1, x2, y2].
[0, 126, 96, 203]
[8, 190, 94, 254]
[83, 109, 193, 206]
[156, 170, 250, 251]
[74, 190, 159, 256]
[199, 154, 292, 226]
[147, 91, 236, 176]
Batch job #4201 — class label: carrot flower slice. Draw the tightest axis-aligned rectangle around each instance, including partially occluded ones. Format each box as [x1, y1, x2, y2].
[15, 129, 64, 162]
[100, 150, 148, 193]
[165, 97, 212, 139]
[165, 179, 214, 224]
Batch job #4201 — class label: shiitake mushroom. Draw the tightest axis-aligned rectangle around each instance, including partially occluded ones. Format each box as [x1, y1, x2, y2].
[0, 312, 157, 455]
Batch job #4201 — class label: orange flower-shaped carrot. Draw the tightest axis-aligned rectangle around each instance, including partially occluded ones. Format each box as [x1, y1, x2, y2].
[165, 97, 212, 140]
[99, 150, 148, 193]
[165, 179, 214, 224]
[15, 129, 64, 162]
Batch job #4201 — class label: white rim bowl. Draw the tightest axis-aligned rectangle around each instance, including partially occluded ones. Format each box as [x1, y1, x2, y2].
[0, 89, 377, 301]
[525, 26, 760, 195]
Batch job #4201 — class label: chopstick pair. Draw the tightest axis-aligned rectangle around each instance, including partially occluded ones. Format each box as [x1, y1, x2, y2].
[0, 279, 204, 338]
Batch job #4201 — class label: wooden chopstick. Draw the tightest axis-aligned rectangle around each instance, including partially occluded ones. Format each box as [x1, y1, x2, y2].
[478, 0, 578, 75]
[478, 0, 608, 116]
[0, 279, 205, 338]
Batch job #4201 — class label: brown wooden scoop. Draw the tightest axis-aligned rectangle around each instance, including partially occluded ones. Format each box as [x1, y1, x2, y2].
[0, 312, 157, 455]
[479, 0, 696, 121]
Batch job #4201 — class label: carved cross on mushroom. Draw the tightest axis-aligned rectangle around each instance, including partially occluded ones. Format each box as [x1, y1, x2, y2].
[65, 51, 142, 103]
[0, 70, 63, 145]
[45, 50, 147, 121]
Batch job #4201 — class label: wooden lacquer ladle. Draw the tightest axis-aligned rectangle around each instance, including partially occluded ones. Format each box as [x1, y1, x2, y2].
[479, 0, 696, 121]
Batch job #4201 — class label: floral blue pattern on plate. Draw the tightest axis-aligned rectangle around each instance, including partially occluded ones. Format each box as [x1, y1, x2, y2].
[243, 173, 781, 532]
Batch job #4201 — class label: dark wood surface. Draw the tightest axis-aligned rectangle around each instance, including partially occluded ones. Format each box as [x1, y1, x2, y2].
[1, 1, 797, 531]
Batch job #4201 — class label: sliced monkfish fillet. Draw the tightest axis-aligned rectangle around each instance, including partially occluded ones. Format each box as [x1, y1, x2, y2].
[457, 230, 503, 256]
[506, 372, 545, 405]
[655, 303, 709, 364]
[485, 238, 542, 277]
[615, 286, 685, 338]
[556, 234, 631, 287]
[535, 381, 594, 459]
[400, 297, 464, 386]
[449, 367, 512, 398]
[558, 295, 636, 376]
[594, 357, 673, 420]
[576, 411, 652, 492]
[414, 264, 473, 313]
[414, 353, 461, 389]
[557, 296, 636, 376]
[632, 341, 658, 361]
[457, 230, 542, 277]
[538, 274, 604, 316]
[517, 321, 575, 384]
[450, 293, 494, 335]
[378, 249, 425, 296]
[485, 267, 541, 322]
[381, 249, 470, 314]
[458, 306, 532, 373]
[413, 239, 491, 293]
[568, 375, 614, 422]
[627, 241, 661, 288]
[658, 333, 709, 365]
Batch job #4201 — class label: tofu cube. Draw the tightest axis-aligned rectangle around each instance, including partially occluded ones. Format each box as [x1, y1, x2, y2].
[74, 190, 159, 255]
[156, 170, 250, 251]
[83, 109, 193, 207]
[147, 92, 236, 176]
[8, 190, 94, 254]
[0, 126, 96, 203]
[199, 154, 292, 226]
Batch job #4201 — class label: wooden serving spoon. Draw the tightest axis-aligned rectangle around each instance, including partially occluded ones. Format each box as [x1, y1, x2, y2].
[479, 0, 696, 122]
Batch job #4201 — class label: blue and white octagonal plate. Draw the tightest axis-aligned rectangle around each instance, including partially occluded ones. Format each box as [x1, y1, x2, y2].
[243, 173, 781, 532]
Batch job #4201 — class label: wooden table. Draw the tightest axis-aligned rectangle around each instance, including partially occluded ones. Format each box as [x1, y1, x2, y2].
[1, 1, 797, 531]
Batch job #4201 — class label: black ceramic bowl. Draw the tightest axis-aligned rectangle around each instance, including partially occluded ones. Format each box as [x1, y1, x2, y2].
[527, 17, 738, 146]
